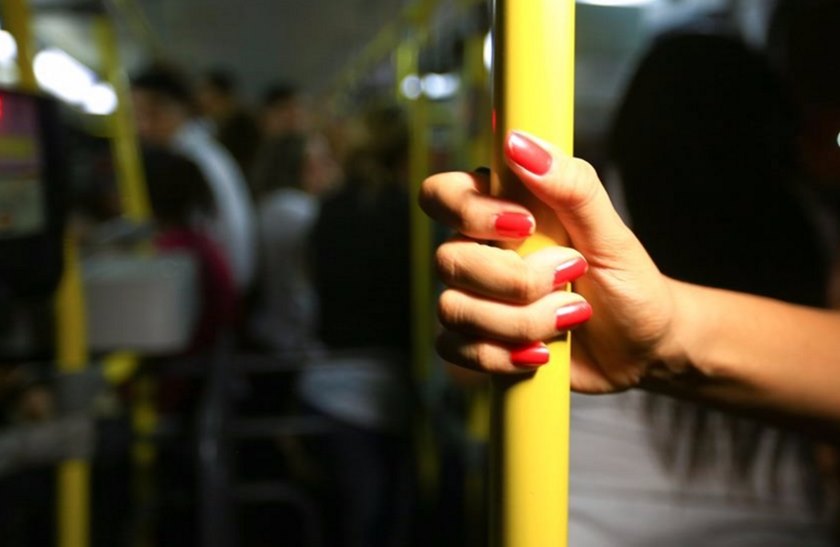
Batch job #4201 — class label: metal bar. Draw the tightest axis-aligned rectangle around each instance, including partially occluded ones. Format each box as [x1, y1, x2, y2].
[489, 1, 575, 546]
[55, 241, 91, 547]
[0, 0, 37, 91]
[1, 2, 94, 545]
[398, 4, 440, 498]
[94, 15, 151, 222]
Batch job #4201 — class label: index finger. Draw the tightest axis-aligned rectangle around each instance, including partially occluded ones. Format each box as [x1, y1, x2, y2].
[419, 170, 536, 241]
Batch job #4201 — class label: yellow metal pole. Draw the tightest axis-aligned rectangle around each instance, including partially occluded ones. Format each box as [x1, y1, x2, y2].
[93, 17, 157, 546]
[489, 1, 575, 546]
[1, 2, 91, 547]
[55, 241, 91, 547]
[398, 14, 439, 498]
[94, 15, 151, 221]
[0, 0, 36, 91]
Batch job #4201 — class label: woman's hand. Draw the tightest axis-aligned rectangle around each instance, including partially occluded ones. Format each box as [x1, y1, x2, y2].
[420, 131, 684, 394]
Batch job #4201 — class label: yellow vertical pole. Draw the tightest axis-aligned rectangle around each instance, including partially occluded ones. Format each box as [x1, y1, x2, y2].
[55, 243, 91, 547]
[94, 16, 151, 222]
[0, 2, 91, 547]
[0, 0, 36, 91]
[93, 17, 156, 546]
[398, 22, 439, 498]
[489, 1, 575, 547]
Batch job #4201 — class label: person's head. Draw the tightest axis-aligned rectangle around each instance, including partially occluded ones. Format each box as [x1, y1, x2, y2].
[768, 0, 840, 189]
[142, 146, 212, 227]
[258, 133, 339, 197]
[197, 69, 238, 120]
[610, 32, 822, 302]
[131, 65, 195, 145]
[260, 83, 306, 137]
[362, 104, 409, 178]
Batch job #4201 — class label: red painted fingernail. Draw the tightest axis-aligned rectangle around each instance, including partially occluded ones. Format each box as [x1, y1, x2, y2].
[506, 132, 553, 175]
[553, 257, 589, 289]
[555, 301, 592, 331]
[495, 212, 534, 238]
[510, 342, 550, 367]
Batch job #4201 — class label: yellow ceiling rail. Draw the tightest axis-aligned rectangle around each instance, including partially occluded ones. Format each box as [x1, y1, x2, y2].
[489, 0, 575, 546]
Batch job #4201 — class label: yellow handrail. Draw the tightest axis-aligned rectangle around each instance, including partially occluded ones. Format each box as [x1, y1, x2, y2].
[489, 1, 575, 546]
[0, 1, 92, 546]
[0, 0, 36, 92]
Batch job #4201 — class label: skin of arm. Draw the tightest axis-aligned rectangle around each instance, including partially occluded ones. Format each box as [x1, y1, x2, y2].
[658, 280, 840, 434]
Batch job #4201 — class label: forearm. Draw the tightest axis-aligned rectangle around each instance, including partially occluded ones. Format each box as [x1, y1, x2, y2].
[651, 279, 840, 430]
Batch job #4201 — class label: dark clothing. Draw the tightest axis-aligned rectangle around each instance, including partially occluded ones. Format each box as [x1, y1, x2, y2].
[312, 184, 411, 353]
[216, 110, 261, 180]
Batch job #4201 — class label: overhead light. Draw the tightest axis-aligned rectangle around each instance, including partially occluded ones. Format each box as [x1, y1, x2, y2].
[0, 31, 17, 64]
[422, 73, 460, 100]
[34, 48, 95, 105]
[400, 74, 422, 100]
[83, 82, 118, 115]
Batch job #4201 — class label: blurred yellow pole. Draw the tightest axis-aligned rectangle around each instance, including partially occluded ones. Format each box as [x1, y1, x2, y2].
[0, 0, 36, 91]
[93, 17, 157, 546]
[54, 239, 91, 547]
[0, 1, 91, 546]
[489, 1, 575, 547]
[94, 16, 151, 221]
[398, 17, 439, 496]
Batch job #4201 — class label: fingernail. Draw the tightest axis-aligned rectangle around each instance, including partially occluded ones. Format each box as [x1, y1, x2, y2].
[507, 132, 553, 176]
[555, 301, 592, 331]
[510, 342, 550, 367]
[553, 257, 588, 289]
[495, 212, 534, 238]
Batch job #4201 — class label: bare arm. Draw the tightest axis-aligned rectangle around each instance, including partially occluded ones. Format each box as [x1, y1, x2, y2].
[655, 281, 840, 429]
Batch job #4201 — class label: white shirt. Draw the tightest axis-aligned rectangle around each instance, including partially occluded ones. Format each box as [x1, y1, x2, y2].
[172, 121, 256, 289]
[569, 392, 834, 546]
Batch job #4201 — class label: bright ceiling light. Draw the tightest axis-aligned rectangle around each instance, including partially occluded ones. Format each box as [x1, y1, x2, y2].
[422, 73, 460, 100]
[83, 82, 118, 115]
[0, 31, 17, 64]
[34, 48, 96, 105]
[400, 74, 422, 101]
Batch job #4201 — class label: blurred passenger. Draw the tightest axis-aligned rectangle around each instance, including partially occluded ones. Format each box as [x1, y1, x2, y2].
[299, 105, 414, 547]
[248, 132, 338, 353]
[197, 69, 261, 180]
[131, 65, 257, 290]
[143, 146, 239, 355]
[565, 32, 832, 547]
[259, 83, 308, 139]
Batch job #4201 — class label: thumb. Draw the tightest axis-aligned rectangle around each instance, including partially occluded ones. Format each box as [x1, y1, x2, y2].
[504, 130, 634, 259]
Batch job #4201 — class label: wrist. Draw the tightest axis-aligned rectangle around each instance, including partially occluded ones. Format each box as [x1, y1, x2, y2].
[641, 278, 711, 387]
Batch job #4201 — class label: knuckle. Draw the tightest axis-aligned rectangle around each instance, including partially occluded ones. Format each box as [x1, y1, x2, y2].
[437, 289, 465, 329]
[434, 244, 459, 284]
[471, 343, 497, 373]
[509, 266, 539, 302]
[565, 158, 601, 211]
